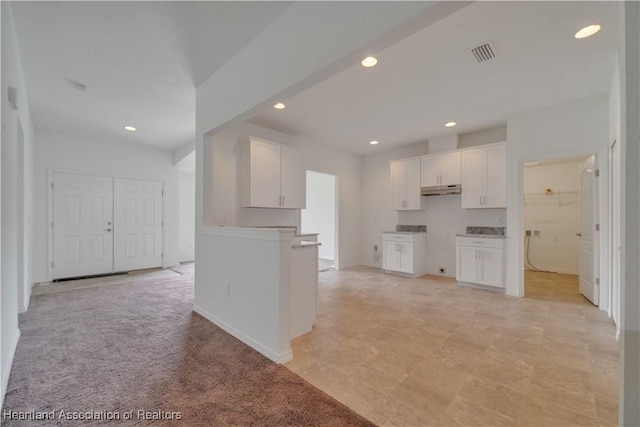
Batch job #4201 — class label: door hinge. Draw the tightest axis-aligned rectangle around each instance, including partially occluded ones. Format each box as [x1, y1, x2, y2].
[596, 278, 600, 285]
[51, 182, 54, 189]
[595, 169, 600, 177]
[162, 190, 164, 196]
[161, 252, 164, 258]
[51, 262, 54, 268]
[51, 222, 54, 229]
[595, 224, 600, 231]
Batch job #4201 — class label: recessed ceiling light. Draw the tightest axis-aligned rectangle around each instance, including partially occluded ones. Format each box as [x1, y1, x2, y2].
[361, 56, 378, 68]
[445, 121, 457, 128]
[274, 102, 286, 109]
[369, 140, 379, 145]
[575, 24, 601, 39]
[124, 126, 136, 131]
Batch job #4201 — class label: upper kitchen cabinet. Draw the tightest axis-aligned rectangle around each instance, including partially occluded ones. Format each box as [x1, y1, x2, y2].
[390, 158, 421, 210]
[461, 142, 506, 209]
[420, 151, 461, 187]
[239, 137, 306, 209]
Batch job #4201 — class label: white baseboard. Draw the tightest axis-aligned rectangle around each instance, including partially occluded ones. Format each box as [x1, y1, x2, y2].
[192, 305, 292, 364]
[1, 328, 21, 409]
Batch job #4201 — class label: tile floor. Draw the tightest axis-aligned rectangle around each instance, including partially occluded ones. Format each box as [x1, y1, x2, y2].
[319, 258, 336, 272]
[286, 267, 619, 427]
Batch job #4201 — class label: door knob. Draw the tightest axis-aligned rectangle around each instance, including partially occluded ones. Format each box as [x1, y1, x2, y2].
[104, 228, 112, 232]
[576, 233, 582, 237]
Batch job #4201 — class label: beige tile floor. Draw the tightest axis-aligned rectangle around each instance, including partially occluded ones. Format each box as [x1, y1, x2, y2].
[286, 267, 619, 427]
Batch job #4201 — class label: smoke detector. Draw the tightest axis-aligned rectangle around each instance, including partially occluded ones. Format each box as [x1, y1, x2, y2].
[469, 40, 497, 63]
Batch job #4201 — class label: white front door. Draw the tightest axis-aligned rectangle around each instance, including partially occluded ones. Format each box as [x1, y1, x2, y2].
[113, 178, 163, 271]
[52, 172, 114, 279]
[579, 156, 598, 305]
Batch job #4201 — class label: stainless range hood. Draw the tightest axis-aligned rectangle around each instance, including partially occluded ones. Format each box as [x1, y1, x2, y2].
[420, 184, 462, 196]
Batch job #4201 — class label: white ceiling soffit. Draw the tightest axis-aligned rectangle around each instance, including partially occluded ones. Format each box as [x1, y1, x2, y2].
[11, 1, 291, 151]
[248, 1, 618, 156]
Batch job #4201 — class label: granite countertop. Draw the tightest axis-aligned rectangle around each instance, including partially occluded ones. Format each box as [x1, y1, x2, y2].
[383, 231, 426, 234]
[456, 233, 507, 239]
[292, 241, 322, 249]
[457, 226, 506, 239]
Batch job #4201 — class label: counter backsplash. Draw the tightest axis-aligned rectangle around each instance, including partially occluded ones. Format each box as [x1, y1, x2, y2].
[465, 226, 505, 236]
[396, 225, 427, 232]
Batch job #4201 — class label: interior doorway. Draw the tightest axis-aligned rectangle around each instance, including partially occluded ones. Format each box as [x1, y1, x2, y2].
[522, 155, 598, 305]
[301, 171, 338, 272]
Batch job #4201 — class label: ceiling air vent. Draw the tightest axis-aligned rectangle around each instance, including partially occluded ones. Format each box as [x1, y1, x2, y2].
[470, 41, 496, 63]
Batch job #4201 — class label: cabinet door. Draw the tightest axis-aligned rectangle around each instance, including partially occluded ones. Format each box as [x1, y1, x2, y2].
[397, 242, 414, 274]
[281, 146, 306, 209]
[249, 140, 282, 208]
[420, 155, 440, 187]
[390, 161, 408, 210]
[383, 241, 399, 271]
[461, 149, 485, 209]
[484, 144, 506, 208]
[439, 151, 462, 186]
[406, 158, 422, 210]
[478, 248, 502, 287]
[456, 246, 476, 282]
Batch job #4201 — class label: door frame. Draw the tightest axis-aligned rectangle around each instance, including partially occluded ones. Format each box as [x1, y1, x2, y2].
[513, 146, 611, 310]
[301, 170, 339, 270]
[47, 169, 167, 281]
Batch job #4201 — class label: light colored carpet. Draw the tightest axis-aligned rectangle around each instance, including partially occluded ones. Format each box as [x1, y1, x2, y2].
[3, 264, 374, 426]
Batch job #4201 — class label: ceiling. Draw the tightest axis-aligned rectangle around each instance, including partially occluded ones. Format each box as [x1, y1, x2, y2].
[11, 2, 619, 156]
[249, 1, 619, 155]
[11, 1, 291, 151]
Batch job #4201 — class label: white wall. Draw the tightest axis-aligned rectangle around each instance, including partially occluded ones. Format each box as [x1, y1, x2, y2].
[203, 122, 362, 269]
[33, 130, 181, 283]
[619, 3, 640, 423]
[179, 172, 195, 262]
[1, 1, 36, 407]
[194, 227, 293, 364]
[505, 94, 610, 298]
[523, 161, 582, 275]
[301, 171, 336, 261]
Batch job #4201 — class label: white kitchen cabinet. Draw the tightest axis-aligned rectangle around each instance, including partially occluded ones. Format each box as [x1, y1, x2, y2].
[239, 137, 305, 209]
[390, 158, 421, 210]
[456, 236, 505, 288]
[420, 151, 461, 187]
[383, 232, 426, 277]
[461, 142, 506, 209]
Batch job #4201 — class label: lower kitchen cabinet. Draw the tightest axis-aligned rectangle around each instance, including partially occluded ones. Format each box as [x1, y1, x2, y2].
[455, 236, 505, 288]
[383, 232, 426, 277]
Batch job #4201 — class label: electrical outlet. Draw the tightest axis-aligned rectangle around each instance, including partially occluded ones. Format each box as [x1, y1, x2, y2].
[439, 268, 445, 274]
[526, 230, 532, 236]
[224, 281, 230, 296]
[533, 230, 541, 238]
